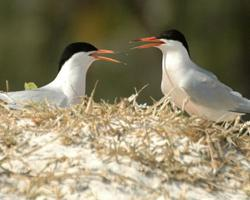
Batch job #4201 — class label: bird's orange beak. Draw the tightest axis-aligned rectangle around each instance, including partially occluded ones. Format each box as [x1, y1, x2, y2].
[131, 36, 164, 49]
[91, 49, 120, 63]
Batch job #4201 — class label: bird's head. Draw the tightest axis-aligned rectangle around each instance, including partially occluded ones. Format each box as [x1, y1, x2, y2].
[132, 29, 190, 55]
[58, 42, 120, 72]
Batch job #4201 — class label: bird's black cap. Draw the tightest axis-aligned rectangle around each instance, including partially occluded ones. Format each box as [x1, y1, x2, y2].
[157, 29, 189, 54]
[58, 42, 98, 71]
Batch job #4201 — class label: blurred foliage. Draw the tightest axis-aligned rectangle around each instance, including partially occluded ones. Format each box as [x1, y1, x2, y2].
[0, 0, 249, 103]
[24, 82, 38, 90]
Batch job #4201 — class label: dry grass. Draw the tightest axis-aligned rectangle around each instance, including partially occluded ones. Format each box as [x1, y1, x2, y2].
[0, 95, 249, 199]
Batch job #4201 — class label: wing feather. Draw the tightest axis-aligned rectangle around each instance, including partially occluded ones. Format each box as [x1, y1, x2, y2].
[182, 68, 250, 113]
[0, 88, 68, 107]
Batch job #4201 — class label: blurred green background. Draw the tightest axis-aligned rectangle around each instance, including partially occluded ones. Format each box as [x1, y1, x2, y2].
[0, 0, 249, 103]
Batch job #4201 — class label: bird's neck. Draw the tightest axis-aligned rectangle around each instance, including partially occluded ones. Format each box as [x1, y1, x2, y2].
[49, 59, 93, 104]
[160, 48, 192, 93]
[162, 48, 191, 69]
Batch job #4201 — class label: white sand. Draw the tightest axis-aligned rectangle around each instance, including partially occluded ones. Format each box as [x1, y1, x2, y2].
[0, 99, 249, 199]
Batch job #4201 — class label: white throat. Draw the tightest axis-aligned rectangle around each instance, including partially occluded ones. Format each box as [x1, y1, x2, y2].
[47, 53, 94, 104]
[157, 41, 192, 96]
[159, 43, 190, 68]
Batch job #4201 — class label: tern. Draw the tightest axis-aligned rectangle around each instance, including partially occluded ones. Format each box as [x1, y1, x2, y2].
[133, 29, 250, 121]
[0, 42, 120, 108]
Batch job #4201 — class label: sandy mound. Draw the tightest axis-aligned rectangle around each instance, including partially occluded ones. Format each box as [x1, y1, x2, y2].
[0, 96, 249, 199]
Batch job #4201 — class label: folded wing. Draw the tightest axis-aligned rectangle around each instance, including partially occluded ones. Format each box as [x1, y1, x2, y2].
[0, 88, 68, 107]
[182, 68, 250, 114]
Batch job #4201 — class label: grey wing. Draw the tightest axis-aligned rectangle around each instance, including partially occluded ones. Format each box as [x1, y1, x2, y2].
[192, 63, 218, 80]
[182, 69, 250, 113]
[0, 88, 68, 107]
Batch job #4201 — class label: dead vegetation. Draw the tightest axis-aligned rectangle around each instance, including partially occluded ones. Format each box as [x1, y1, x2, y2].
[0, 95, 249, 199]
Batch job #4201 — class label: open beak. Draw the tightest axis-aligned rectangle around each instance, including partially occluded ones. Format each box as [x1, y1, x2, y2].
[90, 49, 120, 63]
[132, 36, 165, 49]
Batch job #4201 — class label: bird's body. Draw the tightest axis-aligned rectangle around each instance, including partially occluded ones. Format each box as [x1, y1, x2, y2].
[160, 47, 247, 121]
[0, 42, 119, 108]
[134, 29, 250, 121]
[0, 87, 67, 107]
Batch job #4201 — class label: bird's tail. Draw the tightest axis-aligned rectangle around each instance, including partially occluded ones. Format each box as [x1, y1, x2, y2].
[0, 92, 23, 109]
[0, 92, 14, 103]
[231, 98, 250, 114]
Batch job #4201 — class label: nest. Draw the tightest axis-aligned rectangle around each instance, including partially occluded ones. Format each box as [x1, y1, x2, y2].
[0, 95, 249, 199]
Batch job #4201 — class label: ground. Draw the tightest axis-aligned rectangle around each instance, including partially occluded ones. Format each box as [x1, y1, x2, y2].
[0, 95, 250, 200]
